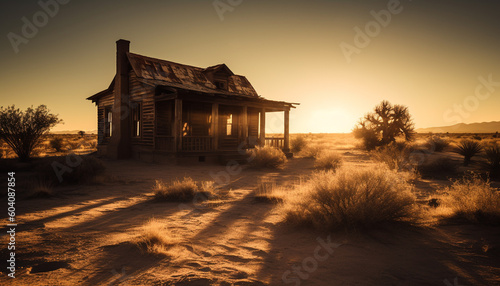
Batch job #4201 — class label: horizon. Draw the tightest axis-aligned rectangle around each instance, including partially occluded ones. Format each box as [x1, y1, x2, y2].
[1, 0, 500, 133]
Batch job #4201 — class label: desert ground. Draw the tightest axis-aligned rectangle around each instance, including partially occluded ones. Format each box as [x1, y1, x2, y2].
[1, 133, 500, 285]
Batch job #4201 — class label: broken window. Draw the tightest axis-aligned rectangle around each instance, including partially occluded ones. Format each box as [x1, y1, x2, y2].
[104, 107, 112, 137]
[131, 103, 141, 137]
[215, 80, 227, 90]
[226, 114, 233, 136]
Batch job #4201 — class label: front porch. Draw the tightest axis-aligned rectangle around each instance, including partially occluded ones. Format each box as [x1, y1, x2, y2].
[153, 98, 291, 154]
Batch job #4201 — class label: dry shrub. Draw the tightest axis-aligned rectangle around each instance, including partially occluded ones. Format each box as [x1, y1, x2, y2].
[442, 173, 500, 223]
[66, 140, 81, 151]
[301, 144, 323, 158]
[255, 182, 287, 203]
[417, 157, 458, 179]
[291, 135, 307, 153]
[49, 137, 64, 152]
[134, 218, 176, 255]
[248, 146, 287, 169]
[27, 177, 54, 199]
[314, 150, 343, 171]
[284, 165, 418, 230]
[483, 142, 500, 170]
[153, 177, 215, 202]
[372, 143, 416, 172]
[426, 136, 450, 152]
[37, 155, 105, 184]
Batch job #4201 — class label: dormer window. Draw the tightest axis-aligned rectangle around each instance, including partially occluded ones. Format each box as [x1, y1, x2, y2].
[215, 80, 227, 90]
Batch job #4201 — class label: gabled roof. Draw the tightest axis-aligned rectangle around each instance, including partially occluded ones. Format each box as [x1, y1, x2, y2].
[127, 53, 258, 97]
[87, 76, 115, 103]
[203, 64, 234, 76]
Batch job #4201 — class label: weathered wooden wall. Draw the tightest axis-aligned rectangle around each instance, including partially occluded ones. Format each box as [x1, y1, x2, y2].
[129, 71, 155, 146]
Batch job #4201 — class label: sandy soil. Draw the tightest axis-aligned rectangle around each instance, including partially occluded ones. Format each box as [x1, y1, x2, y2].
[1, 143, 500, 285]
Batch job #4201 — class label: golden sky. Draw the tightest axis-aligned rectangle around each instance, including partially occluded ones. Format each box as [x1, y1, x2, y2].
[1, 0, 499, 133]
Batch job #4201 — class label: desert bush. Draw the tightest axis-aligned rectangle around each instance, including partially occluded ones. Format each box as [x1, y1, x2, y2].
[314, 150, 343, 171]
[50, 137, 64, 152]
[371, 143, 416, 172]
[134, 218, 176, 255]
[37, 155, 105, 184]
[426, 136, 450, 152]
[0, 105, 62, 161]
[291, 135, 307, 153]
[248, 146, 287, 169]
[417, 157, 458, 179]
[442, 173, 500, 223]
[153, 177, 215, 202]
[300, 144, 323, 158]
[67, 140, 81, 150]
[255, 181, 286, 203]
[483, 142, 500, 170]
[284, 165, 417, 230]
[455, 139, 482, 166]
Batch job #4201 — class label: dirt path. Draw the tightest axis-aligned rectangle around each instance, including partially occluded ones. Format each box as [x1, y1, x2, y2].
[1, 157, 500, 285]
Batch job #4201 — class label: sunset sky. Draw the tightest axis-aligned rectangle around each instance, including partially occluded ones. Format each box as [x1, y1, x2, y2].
[1, 0, 499, 133]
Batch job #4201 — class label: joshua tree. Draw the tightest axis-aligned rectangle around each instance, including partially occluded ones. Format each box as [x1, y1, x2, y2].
[353, 100, 415, 150]
[0, 105, 62, 161]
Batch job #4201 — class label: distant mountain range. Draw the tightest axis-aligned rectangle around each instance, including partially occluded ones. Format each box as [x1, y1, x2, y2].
[416, 121, 500, 133]
[50, 130, 97, 135]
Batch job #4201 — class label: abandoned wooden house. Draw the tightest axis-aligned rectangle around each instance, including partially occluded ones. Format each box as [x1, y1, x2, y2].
[87, 39, 297, 162]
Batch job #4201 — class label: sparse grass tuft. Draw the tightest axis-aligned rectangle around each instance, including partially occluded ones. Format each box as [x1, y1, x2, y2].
[27, 177, 54, 199]
[291, 135, 307, 153]
[284, 165, 418, 230]
[153, 177, 215, 202]
[49, 137, 64, 152]
[441, 173, 500, 223]
[37, 155, 105, 185]
[134, 218, 176, 255]
[417, 157, 458, 179]
[372, 143, 415, 172]
[248, 146, 287, 169]
[483, 142, 500, 170]
[301, 144, 323, 158]
[455, 139, 482, 166]
[314, 150, 343, 171]
[255, 181, 286, 203]
[426, 136, 450, 152]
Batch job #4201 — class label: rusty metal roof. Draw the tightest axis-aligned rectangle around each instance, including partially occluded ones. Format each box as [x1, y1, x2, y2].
[127, 53, 258, 97]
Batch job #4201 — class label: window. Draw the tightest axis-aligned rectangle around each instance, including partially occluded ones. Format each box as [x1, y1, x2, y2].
[215, 80, 227, 90]
[104, 107, 112, 137]
[131, 103, 141, 137]
[226, 114, 233, 136]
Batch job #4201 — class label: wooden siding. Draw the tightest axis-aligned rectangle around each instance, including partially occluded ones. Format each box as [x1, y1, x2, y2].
[129, 71, 154, 146]
[97, 93, 114, 144]
[248, 109, 259, 138]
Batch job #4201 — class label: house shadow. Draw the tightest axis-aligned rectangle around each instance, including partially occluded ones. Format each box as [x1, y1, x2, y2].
[254, 222, 500, 285]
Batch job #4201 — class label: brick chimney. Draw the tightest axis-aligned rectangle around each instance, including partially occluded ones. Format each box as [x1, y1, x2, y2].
[108, 39, 131, 159]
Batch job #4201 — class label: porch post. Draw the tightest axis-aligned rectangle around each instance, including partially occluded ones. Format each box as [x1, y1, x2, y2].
[174, 99, 182, 152]
[284, 109, 290, 152]
[259, 108, 266, 146]
[212, 103, 219, 150]
[242, 106, 248, 145]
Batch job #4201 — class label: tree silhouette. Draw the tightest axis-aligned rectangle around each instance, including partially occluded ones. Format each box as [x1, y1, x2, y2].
[353, 101, 415, 150]
[0, 105, 62, 161]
